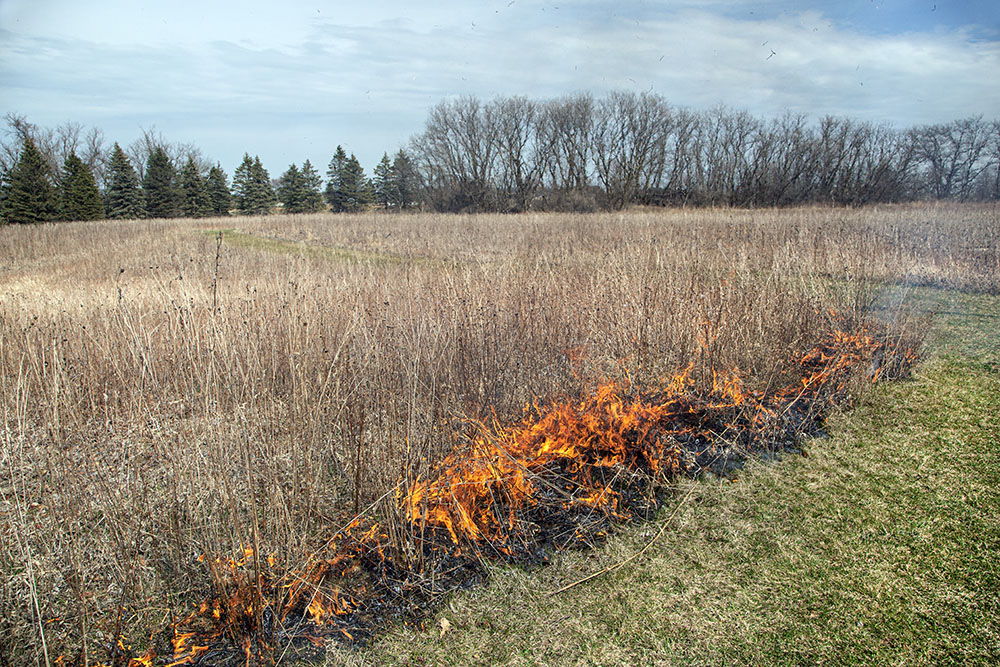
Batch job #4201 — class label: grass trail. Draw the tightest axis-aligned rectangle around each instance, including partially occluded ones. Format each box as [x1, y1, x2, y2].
[331, 287, 999, 666]
[201, 228, 408, 264]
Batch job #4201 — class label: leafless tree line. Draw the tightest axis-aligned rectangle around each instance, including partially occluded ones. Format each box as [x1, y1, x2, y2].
[410, 92, 1000, 211]
[0, 113, 108, 183]
[0, 113, 214, 185]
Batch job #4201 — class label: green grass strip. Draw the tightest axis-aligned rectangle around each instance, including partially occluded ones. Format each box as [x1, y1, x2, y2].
[201, 228, 407, 265]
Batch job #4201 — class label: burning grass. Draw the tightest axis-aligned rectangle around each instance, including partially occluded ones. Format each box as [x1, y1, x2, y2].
[51, 317, 918, 666]
[0, 204, 993, 665]
[158, 316, 916, 664]
[363, 288, 1000, 667]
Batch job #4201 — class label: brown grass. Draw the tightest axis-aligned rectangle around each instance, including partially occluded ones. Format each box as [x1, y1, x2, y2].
[0, 203, 996, 664]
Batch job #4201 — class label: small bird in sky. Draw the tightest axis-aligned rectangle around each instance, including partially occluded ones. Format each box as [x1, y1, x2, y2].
[767, 49, 776, 60]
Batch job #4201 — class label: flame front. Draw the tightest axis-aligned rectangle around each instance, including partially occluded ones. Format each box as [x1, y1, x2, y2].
[75, 318, 915, 666]
[402, 321, 907, 551]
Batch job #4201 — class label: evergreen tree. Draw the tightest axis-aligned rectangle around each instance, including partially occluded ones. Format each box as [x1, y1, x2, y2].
[104, 142, 144, 219]
[300, 159, 325, 212]
[0, 137, 57, 224]
[338, 154, 373, 212]
[143, 146, 179, 218]
[59, 152, 103, 221]
[179, 157, 212, 218]
[325, 145, 348, 211]
[373, 153, 397, 209]
[206, 164, 231, 216]
[249, 156, 275, 215]
[231, 154, 273, 214]
[232, 153, 254, 213]
[392, 149, 420, 210]
[277, 163, 305, 213]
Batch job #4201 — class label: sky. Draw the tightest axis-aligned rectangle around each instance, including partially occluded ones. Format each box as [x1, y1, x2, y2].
[1, 0, 998, 177]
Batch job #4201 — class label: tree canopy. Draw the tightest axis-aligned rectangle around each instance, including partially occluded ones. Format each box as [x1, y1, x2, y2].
[206, 164, 232, 216]
[59, 152, 104, 221]
[279, 160, 328, 214]
[233, 154, 275, 215]
[104, 142, 144, 219]
[373, 153, 396, 209]
[1, 137, 57, 224]
[277, 163, 305, 213]
[392, 150, 420, 210]
[325, 148, 372, 213]
[180, 156, 212, 218]
[143, 146, 179, 218]
[324, 146, 348, 212]
[300, 160, 325, 212]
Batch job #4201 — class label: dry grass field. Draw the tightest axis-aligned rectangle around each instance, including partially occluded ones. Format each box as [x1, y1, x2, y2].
[1, 204, 996, 665]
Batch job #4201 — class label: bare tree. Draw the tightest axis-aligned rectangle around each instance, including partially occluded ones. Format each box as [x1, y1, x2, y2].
[1, 114, 108, 187]
[746, 112, 815, 206]
[538, 93, 594, 193]
[849, 122, 911, 204]
[592, 91, 672, 209]
[411, 97, 500, 211]
[80, 126, 108, 184]
[654, 107, 700, 205]
[980, 119, 1000, 201]
[491, 96, 546, 211]
[688, 106, 761, 205]
[813, 116, 852, 203]
[126, 126, 210, 181]
[911, 117, 993, 200]
[406, 93, 997, 211]
[0, 113, 36, 175]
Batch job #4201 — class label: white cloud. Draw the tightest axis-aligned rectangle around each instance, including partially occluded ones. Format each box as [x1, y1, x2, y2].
[1, 1, 997, 175]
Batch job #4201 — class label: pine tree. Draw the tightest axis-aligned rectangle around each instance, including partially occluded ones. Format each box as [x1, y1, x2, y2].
[143, 146, 179, 218]
[206, 164, 231, 216]
[277, 163, 305, 213]
[1, 137, 57, 224]
[392, 149, 420, 210]
[179, 157, 212, 218]
[59, 152, 104, 221]
[104, 143, 144, 219]
[300, 160, 325, 212]
[338, 154, 373, 213]
[232, 153, 254, 213]
[373, 153, 397, 209]
[325, 146, 348, 211]
[249, 156, 275, 215]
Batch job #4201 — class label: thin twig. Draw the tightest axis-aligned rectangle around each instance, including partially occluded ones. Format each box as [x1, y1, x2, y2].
[548, 481, 699, 597]
[211, 230, 222, 311]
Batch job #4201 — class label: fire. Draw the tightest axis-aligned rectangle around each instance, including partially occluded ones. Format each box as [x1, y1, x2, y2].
[403, 377, 691, 546]
[72, 316, 916, 666]
[402, 319, 912, 552]
[128, 650, 156, 667]
[164, 632, 209, 667]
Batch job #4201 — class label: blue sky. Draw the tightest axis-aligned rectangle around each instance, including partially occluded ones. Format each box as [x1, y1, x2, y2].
[1, 0, 998, 177]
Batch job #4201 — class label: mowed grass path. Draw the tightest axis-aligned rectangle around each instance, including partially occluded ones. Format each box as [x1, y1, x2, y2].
[326, 288, 999, 666]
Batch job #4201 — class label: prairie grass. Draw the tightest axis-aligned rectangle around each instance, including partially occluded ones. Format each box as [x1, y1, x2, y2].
[0, 203, 996, 663]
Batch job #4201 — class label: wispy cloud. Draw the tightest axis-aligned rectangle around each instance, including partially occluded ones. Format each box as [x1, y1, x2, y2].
[1, 1, 997, 174]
